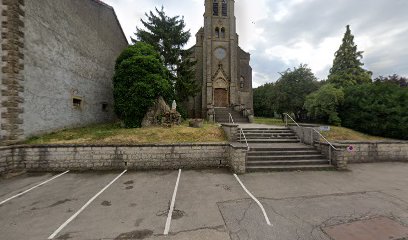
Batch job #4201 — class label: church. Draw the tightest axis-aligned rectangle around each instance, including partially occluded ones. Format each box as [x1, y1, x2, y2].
[188, 0, 253, 121]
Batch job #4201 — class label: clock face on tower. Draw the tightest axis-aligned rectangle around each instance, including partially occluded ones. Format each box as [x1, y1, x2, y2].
[214, 47, 226, 60]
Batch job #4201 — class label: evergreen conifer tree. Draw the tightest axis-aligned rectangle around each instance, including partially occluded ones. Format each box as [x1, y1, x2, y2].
[328, 25, 372, 87]
[133, 7, 199, 105]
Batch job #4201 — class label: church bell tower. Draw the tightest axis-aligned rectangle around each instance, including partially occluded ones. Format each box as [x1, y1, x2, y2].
[203, 0, 239, 110]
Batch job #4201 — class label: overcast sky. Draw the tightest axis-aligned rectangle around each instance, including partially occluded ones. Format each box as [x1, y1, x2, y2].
[102, 0, 408, 88]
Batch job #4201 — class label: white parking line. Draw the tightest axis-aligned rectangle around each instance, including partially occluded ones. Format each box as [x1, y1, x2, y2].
[48, 170, 127, 239]
[233, 174, 272, 226]
[164, 169, 182, 235]
[0, 170, 70, 206]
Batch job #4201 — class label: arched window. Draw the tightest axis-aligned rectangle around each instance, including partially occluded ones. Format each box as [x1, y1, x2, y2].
[213, 0, 219, 16]
[222, 0, 227, 16]
[215, 27, 220, 38]
[221, 28, 225, 38]
[240, 76, 245, 89]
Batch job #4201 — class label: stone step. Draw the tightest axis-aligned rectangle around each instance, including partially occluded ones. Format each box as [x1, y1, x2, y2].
[247, 154, 325, 160]
[238, 139, 300, 143]
[243, 136, 298, 140]
[242, 133, 295, 136]
[247, 159, 330, 166]
[241, 128, 290, 131]
[246, 164, 335, 172]
[247, 150, 321, 156]
[249, 147, 315, 151]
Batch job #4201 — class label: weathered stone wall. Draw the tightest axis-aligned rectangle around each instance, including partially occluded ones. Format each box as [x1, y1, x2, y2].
[0, 0, 25, 143]
[0, 143, 247, 174]
[334, 141, 408, 163]
[317, 141, 408, 170]
[21, 0, 128, 137]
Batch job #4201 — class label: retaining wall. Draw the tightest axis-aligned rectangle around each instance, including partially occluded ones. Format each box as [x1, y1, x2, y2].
[0, 143, 247, 175]
[290, 125, 408, 169]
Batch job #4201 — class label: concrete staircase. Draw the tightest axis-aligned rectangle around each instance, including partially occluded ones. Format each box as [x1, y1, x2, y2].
[239, 127, 334, 171]
[214, 107, 249, 123]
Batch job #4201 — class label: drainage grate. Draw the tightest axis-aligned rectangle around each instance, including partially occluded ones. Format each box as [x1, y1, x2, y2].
[323, 216, 408, 240]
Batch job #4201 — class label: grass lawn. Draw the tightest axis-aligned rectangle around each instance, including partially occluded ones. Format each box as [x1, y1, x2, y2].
[318, 126, 386, 141]
[254, 117, 286, 126]
[254, 117, 386, 141]
[25, 122, 227, 145]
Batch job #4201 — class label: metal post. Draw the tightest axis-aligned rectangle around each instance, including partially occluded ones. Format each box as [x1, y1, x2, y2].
[329, 147, 332, 165]
[285, 114, 287, 126]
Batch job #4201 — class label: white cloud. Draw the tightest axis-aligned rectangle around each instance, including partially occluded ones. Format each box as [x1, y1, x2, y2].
[102, 0, 408, 87]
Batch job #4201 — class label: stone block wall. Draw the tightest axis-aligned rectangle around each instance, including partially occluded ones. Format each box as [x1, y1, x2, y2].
[0, 0, 26, 143]
[0, 143, 247, 174]
[335, 141, 408, 163]
[22, 0, 128, 138]
[317, 141, 408, 170]
[0, 0, 128, 142]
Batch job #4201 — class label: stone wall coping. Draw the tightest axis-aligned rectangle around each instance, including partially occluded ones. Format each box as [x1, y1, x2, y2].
[221, 123, 239, 127]
[333, 140, 408, 144]
[0, 142, 234, 150]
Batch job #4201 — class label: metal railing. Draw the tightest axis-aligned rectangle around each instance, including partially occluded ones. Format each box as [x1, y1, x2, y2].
[283, 113, 336, 165]
[239, 128, 250, 151]
[283, 113, 300, 127]
[228, 113, 235, 124]
[229, 113, 250, 151]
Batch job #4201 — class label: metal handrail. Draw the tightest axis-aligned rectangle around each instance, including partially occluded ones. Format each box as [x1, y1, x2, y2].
[240, 128, 250, 151]
[229, 113, 249, 151]
[283, 113, 300, 127]
[228, 113, 235, 124]
[283, 113, 337, 165]
[312, 129, 337, 150]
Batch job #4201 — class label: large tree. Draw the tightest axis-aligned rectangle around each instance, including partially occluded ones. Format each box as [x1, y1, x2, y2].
[328, 25, 372, 87]
[133, 7, 199, 106]
[304, 84, 344, 126]
[275, 64, 320, 120]
[374, 74, 408, 87]
[113, 42, 173, 128]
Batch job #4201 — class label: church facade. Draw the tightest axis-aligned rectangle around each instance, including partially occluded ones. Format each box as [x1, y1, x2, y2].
[188, 0, 253, 119]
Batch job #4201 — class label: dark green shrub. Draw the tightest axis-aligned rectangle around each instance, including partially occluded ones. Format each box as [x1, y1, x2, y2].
[113, 42, 173, 127]
[340, 83, 408, 139]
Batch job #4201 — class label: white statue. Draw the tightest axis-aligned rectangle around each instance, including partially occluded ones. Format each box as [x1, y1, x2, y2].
[172, 100, 177, 110]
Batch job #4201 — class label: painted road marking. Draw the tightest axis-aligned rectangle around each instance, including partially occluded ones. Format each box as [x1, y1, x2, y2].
[48, 170, 127, 239]
[0, 170, 70, 206]
[164, 169, 182, 235]
[233, 174, 272, 226]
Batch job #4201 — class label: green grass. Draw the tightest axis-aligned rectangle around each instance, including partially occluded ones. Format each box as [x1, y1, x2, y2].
[254, 117, 286, 126]
[254, 117, 386, 141]
[318, 126, 386, 141]
[25, 121, 227, 145]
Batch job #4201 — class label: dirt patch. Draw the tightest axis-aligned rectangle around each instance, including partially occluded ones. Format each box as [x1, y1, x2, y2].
[56, 233, 72, 240]
[114, 230, 153, 240]
[47, 199, 75, 208]
[135, 218, 144, 227]
[101, 200, 112, 206]
[129, 203, 138, 207]
[124, 180, 134, 185]
[172, 209, 186, 220]
[216, 184, 231, 191]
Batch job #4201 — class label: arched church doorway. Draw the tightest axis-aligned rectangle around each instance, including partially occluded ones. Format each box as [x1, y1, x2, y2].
[214, 88, 228, 107]
[213, 77, 229, 107]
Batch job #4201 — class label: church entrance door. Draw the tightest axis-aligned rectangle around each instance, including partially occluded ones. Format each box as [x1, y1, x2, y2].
[214, 88, 228, 107]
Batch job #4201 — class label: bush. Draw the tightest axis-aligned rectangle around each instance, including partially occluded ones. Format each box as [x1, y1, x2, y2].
[340, 83, 408, 139]
[113, 42, 173, 127]
[304, 84, 344, 126]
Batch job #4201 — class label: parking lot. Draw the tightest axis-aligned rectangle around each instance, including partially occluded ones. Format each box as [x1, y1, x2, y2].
[1, 163, 408, 240]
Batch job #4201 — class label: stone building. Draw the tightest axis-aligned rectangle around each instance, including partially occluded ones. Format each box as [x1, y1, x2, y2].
[0, 0, 128, 143]
[188, 0, 253, 120]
